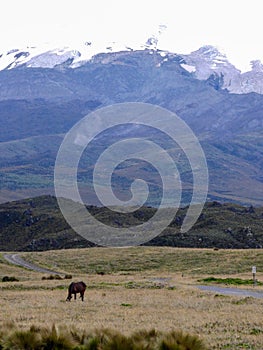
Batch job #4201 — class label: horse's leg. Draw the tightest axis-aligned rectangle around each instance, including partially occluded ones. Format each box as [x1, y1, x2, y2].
[74, 293, 76, 300]
[81, 292, 84, 301]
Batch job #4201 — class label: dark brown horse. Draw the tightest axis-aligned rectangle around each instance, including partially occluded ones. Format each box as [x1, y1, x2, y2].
[66, 281, 86, 301]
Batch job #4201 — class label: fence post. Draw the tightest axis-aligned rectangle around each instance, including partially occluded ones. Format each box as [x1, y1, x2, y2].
[252, 266, 257, 287]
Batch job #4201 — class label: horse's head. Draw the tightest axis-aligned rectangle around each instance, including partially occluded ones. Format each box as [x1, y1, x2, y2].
[66, 282, 74, 301]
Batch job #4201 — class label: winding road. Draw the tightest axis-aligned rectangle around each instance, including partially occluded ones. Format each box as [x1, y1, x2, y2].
[3, 253, 64, 275]
[197, 285, 263, 299]
[3, 254, 263, 299]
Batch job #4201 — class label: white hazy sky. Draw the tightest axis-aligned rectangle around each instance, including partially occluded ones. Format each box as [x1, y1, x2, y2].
[0, 0, 262, 72]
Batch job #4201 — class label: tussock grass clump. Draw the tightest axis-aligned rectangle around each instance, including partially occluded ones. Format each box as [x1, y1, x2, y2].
[129, 329, 160, 349]
[40, 324, 75, 350]
[0, 324, 207, 350]
[160, 330, 206, 350]
[3, 329, 42, 350]
[0, 321, 16, 343]
[1, 324, 76, 350]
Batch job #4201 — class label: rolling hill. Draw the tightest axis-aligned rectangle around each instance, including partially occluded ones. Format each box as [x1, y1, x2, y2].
[0, 195, 263, 251]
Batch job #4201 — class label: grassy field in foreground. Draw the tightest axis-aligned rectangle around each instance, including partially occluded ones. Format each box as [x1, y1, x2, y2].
[1, 247, 263, 349]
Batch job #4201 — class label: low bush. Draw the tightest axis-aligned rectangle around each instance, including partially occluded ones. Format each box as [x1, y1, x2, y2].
[1, 276, 19, 282]
[42, 275, 63, 280]
[42, 274, 72, 280]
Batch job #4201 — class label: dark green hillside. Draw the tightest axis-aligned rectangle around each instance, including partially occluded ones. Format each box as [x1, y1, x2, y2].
[149, 201, 263, 249]
[0, 195, 90, 251]
[0, 195, 262, 251]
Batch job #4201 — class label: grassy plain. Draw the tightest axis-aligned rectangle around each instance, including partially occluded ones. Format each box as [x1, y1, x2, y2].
[1, 247, 263, 349]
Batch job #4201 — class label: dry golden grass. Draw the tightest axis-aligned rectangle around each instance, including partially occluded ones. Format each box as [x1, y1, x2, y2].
[1, 247, 263, 349]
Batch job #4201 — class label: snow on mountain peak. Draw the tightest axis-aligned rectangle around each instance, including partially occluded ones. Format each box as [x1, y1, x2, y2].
[0, 40, 148, 71]
[194, 45, 226, 58]
[250, 60, 263, 72]
[178, 45, 263, 94]
[1, 41, 263, 95]
[178, 45, 242, 91]
[0, 44, 91, 70]
[182, 45, 233, 71]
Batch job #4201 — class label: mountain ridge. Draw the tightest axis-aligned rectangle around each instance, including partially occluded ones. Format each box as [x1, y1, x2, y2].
[1, 43, 263, 95]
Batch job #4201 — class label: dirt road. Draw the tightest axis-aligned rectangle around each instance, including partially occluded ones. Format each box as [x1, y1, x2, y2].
[3, 253, 63, 275]
[197, 285, 263, 299]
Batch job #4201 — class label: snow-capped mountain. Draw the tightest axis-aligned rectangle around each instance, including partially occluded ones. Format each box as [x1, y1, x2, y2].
[0, 41, 143, 71]
[0, 45, 93, 70]
[1, 41, 263, 95]
[1, 40, 263, 207]
[180, 45, 240, 89]
[181, 45, 263, 94]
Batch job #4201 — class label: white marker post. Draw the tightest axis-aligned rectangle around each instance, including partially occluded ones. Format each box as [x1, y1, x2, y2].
[252, 266, 257, 286]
